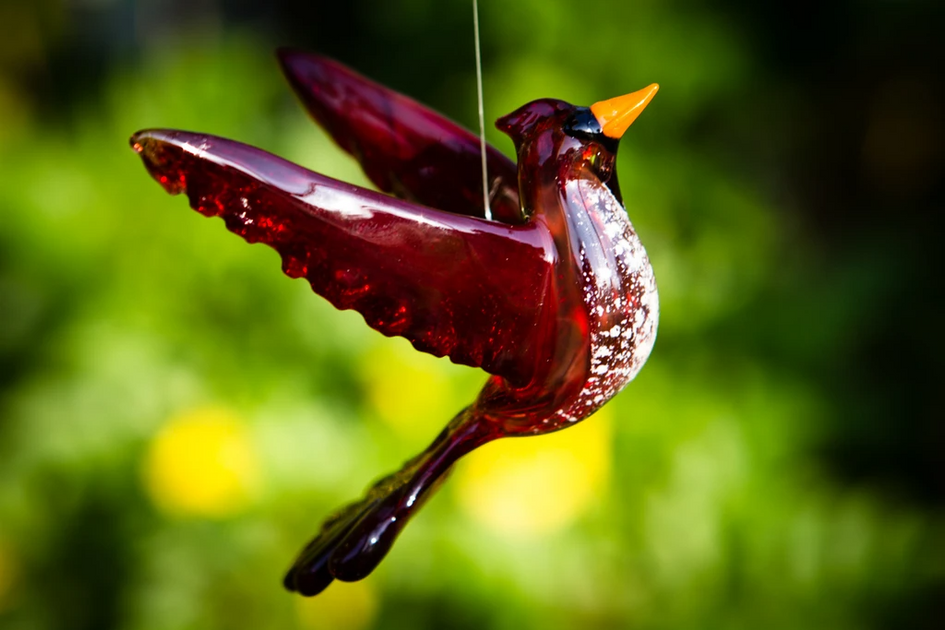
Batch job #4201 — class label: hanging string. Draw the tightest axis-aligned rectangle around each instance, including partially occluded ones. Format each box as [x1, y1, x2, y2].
[473, 0, 491, 220]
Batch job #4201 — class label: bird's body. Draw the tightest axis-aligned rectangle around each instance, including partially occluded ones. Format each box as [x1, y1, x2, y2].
[131, 50, 659, 595]
[477, 98, 659, 433]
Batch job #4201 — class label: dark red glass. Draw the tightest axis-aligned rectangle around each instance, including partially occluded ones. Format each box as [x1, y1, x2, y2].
[131, 51, 659, 596]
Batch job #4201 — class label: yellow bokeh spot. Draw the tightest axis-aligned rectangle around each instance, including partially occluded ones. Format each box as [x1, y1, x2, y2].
[362, 342, 456, 440]
[295, 580, 378, 630]
[456, 408, 614, 538]
[143, 407, 260, 518]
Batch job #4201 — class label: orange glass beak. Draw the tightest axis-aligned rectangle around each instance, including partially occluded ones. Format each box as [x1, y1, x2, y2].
[590, 84, 659, 139]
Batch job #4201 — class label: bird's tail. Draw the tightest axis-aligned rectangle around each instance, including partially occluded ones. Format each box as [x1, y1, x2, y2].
[283, 406, 493, 596]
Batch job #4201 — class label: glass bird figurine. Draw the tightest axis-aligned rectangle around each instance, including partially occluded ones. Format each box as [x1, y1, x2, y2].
[130, 49, 660, 596]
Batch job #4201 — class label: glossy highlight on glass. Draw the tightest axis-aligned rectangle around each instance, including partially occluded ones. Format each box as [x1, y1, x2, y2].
[130, 49, 660, 596]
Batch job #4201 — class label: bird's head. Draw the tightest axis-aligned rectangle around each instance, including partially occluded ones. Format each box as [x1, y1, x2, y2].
[496, 85, 659, 200]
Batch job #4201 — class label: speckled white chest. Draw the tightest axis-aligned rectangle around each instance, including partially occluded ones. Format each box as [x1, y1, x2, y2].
[555, 178, 659, 424]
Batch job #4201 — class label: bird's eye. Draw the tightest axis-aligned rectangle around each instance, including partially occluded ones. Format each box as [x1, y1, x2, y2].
[565, 108, 603, 139]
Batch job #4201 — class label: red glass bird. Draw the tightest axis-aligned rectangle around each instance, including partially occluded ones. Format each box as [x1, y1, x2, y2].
[131, 49, 660, 596]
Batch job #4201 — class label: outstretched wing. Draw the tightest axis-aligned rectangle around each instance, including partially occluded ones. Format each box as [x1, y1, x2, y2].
[277, 49, 523, 224]
[132, 130, 554, 387]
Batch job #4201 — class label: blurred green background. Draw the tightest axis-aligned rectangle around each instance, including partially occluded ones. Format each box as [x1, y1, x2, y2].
[0, 1, 942, 629]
